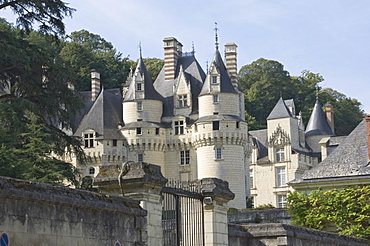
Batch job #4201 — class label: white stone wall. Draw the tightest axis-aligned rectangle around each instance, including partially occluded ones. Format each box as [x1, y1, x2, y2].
[123, 100, 163, 123]
[199, 93, 240, 118]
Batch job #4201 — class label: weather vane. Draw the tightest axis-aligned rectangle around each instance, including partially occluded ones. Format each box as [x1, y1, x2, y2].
[214, 22, 219, 49]
[316, 86, 319, 100]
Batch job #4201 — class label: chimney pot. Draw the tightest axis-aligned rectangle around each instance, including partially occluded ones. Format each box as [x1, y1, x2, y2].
[91, 69, 101, 101]
[325, 104, 335, 134]
[224, 43, 238, 88]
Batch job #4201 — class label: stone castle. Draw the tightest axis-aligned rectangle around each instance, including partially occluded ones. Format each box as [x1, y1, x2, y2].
[71, 36, 338, 209]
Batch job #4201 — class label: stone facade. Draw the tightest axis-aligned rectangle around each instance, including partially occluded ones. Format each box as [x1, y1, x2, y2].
[0, 176, 147, 245]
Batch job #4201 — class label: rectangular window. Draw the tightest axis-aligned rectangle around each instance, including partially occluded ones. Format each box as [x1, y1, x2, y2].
[277, 167, 286, 187]
[236, 122, 240, 129]
[136, 127, 142, 135]
[137, 153, 143, 162]
[213, 121, 219, 130]
[180, 150, 190, 165]
[137, 101, 143, 111]
[215, 147, 222, 160]
[212, 76, 217, 84]
[278, 195, 287, 208]
[276, 147, 285, 162]
[84, 133, 94, 148]
[136, 83, 142, 91]
[213, 94, 219, 103]
[155, 128, 160, 135]
[178, 95, 188, 108]
[174, 121, 184, 135]
[113, 139, 117, 146]
[249, 169, 254, 188]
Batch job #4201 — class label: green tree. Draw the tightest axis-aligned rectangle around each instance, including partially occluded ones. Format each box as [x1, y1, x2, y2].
[142, 58, 164, 82]
[0, 0, 74, 36]
[0, 19, 84, 184]
[238, 58, 292, 129]
[60, 30, 132, 91]
[287, 187, 370, 241]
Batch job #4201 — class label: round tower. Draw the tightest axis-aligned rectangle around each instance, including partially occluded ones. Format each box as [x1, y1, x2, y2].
[194, 47, 248, 209]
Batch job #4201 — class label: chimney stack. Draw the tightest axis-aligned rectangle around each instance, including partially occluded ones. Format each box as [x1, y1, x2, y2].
[163, 37, 182, 81]
[224, 43, 238, 88]
[91, 69, 100, 101]
[366, 115, 370, 161]
[325, 104, 335, 134]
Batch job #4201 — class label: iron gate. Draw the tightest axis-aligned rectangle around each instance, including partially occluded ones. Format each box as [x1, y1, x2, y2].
[162, 180, 204, 246]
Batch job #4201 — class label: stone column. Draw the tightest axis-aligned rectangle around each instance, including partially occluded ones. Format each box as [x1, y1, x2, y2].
[94, 162, 167, 246]
[200, 178, 235, 246]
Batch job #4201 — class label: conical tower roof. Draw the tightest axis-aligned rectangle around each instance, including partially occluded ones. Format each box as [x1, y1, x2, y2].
[267, 97, 293, 120]
[305, 100, 335, 137]
[124, 56, 160, 101]
[199, 48, 237, 96]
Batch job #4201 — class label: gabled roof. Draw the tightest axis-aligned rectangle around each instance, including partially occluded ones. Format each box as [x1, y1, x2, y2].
[305, 100, 334, 137]
[249, 129, 268, 160]
[154, 55, 205, 117]
[74, 88, 124, 139]
[124, 57, 160, 101]
[291, 119, 370, 184]
[267, 97, 293, 120]
[199, 48, 237, 96]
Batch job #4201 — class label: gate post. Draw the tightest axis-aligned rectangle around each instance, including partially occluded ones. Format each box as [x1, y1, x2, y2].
[200, 178, 235, 246]
[95, 162, 167, 246]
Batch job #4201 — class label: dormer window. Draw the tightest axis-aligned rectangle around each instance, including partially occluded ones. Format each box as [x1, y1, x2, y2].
[212, 76, 218, 84]
[136, 82, 142, 91]
[276, 147, 285, 162]
[84, 133, 94, 148]
[178, 95, 188, 108]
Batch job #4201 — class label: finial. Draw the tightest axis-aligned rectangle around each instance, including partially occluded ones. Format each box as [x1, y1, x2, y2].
[138, 42, 142, 57]
[206, 60, 209, 72]
[191, 41, 195, 55]
[214, 22, 219, 49]
[316, 86, 319, 100]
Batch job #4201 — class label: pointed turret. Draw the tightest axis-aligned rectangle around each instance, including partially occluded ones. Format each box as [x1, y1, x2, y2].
[305, 100, 335, 153]
[267, 97, 293, 120]
[305, 100, 334, 137]
[122, 54, 163, 124]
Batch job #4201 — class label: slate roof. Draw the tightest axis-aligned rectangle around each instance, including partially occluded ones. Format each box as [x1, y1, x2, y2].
[124, 57, 161, 101]
[305, 100, 335, 137]
[199, 48, 237, 96]
[196, 114, 244, 123]
[291, 119, 370, 184]
[249, 129, 268, 160]
[74, 88, 124, 139]
[154, 55, 205, 117]
[266, 97, 293, 120]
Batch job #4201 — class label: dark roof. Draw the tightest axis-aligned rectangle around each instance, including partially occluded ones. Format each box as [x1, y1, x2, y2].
[267, 97, 293, 120]
[124, 57, 161, 101]
[249, 129, 268, 160]
[291, 119, 370, 183]
[74, 88, 124, 139]
[305, 100, 335, 137]
[154, 55, 205, 117]
[199, 48, 237, 96]
[122, 121, 163, 129]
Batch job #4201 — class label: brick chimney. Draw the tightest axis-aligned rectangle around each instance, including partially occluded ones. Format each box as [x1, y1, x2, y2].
[91, 69, 100, 101]
[366, 115, 370, 161]
[224, 43, 238, 88]
[325, 104, 335, 134]
[163, 37, 182, 81]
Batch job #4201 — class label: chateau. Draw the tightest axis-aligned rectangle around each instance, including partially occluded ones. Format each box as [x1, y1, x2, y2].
[71, 36, 346, 209]
[72, 37, 250, 209]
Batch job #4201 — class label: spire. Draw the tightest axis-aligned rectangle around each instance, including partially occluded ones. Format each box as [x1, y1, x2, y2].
[305, 100, 335, 137]
[214, 22, 219, 50]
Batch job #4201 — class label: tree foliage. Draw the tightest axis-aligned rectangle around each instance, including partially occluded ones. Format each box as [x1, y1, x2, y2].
[238, 58, 364, 135]
[60, 29, 133, 91]
[287, 187, 370, 241]
[0, 0, 74, 36]
[0, 19, 84, 184]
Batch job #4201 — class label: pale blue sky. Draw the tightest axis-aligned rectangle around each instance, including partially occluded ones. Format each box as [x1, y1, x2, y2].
[2, 0, 370, 113]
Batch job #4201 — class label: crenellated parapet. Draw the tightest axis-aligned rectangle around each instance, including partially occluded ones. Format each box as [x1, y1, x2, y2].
[192, 130, 248, 149]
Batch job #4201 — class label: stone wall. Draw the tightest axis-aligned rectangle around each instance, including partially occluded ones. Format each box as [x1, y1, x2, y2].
[228, 223, 369, 246]
[0, 176, 147, 245]
[228, 209, 291, 224]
